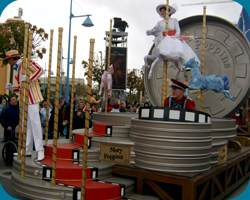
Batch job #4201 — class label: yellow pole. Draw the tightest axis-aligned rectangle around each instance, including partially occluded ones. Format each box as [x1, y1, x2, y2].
[81, 38, 95, 200]
[45, 29, 54, 143]
[161, 0, 170, 106]
[21, 29, 33, 179]
[51, 27, 63, 186]
[185, 32, 190, 83]
[139, 91, 142, 103]
[105, 19, 113, 114]
[17, 23, 29, 160]
[246, 99, 249, 125]
[69, 36, 77, 139]
[200, 6, 206, 112]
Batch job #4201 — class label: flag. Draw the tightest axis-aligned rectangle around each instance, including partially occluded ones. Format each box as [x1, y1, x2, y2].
[238, 7, 250, 42]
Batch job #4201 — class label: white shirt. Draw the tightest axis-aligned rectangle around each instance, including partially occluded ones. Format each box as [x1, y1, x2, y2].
[40, 107, 52, 120]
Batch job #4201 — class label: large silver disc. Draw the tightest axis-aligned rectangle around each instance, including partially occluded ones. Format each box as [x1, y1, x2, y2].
[144, 15, 250, 118]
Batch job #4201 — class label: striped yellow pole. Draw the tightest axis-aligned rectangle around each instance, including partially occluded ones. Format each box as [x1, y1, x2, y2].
[185, 32, 190, 83]
[51, 27, 63, 186]
[81, 38, 95, 200]
[200, 6, 206, 112]
[17, 23, 29, 160]
[246, 99, 249, 125]
[45, 29, 54, 143]
[161, 0, 170, 106]
[105, 19, 113, 114]
[21, 29, 33, 179]
[69, 36, 77, 139]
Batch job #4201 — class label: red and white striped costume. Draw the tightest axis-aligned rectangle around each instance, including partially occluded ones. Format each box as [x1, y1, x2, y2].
[13, 59, 44, 104]
[13, 58, 44, 153]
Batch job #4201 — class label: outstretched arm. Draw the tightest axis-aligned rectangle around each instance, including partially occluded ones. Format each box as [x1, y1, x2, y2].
[146, 24, 161, 36]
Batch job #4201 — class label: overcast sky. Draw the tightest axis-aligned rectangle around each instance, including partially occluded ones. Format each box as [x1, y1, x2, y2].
[0, 0, 246, 80]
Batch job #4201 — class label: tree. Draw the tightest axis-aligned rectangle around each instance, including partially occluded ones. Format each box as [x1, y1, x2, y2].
[127, 69, 138, 102]
[75, 83, 87, 98]
[0, 21, 48, 65]
[135, 69, 145, 92]
[82, 51, 106, 91]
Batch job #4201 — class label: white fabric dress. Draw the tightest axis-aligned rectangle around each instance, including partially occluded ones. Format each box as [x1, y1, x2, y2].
[146, 18, 180, 57]
[156, 18, 200, 65]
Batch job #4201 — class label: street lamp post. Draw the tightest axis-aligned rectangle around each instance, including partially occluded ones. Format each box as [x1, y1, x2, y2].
[61, 54, 73, 97]
[66, 0, 94, 103]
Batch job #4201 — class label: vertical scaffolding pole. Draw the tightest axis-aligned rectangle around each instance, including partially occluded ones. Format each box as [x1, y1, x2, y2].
[161, 0, 170, 106]
[81, 38, 95, 200]
[200, 6, 207, 112]
[51, 27, 63, 186]
[21, 29, 33, 179]
[45, 29, 54, 143]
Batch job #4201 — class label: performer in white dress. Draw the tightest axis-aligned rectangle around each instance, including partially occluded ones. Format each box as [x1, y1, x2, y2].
[144, 3, 180, 68]
[145, 3, 200, 79]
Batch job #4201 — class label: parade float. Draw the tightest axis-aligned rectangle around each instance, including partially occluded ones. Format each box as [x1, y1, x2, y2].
[5, 1, 250, 200]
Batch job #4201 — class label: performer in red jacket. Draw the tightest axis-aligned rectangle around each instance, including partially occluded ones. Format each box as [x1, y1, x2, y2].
[164, 79, 196, 110]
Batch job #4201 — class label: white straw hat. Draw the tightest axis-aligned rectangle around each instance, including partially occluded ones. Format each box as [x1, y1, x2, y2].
[156, 3, 178, 16]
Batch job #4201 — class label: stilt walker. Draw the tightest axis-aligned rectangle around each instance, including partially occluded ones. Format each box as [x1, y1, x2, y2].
[51, 27, 63, 186]
[200, 6, 206, 111]
[161, 0, 170, 106]
[17, 23, 29, 160]
[69, 36, 77, 138]
[105, 19, 113, 114]
[45, 29, 54, 143]
[81, 38, 95, 200]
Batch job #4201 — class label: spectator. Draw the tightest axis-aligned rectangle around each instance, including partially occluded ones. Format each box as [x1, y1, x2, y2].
[106, 98, 115, 112]
[0, 94, 19, 142]
[126, 105, 133, 113]
[64, 93, 78, 138]
[73, 101, 86, 129]
[120, 101, 126, 112]
[49, 97, 67, 138]
[90, 92, 101, 105]
[132, 102, 139, 113]
[39, 104, 46, 138]
[144, 102, 151, 107]
[0, 97, 7, 116]
[40, 99, 52, 123]
[111, 103, 120, 113]
[49, 97, 54, 109]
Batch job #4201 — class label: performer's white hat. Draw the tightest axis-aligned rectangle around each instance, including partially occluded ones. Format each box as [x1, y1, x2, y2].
[156, 3, 178, 16]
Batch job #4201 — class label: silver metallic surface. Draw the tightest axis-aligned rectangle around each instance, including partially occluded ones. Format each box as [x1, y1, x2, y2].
[131, 118, 212, 172]
[144, 15, 250, 118]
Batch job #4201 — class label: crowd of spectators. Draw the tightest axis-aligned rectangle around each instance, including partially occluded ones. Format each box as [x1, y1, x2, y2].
[0, 92, 152, 142]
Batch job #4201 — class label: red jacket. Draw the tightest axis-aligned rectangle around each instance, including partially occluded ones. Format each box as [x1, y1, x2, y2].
[164, 96, 196, 110]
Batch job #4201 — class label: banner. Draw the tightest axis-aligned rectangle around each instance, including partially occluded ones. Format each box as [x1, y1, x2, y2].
[238, 7, 250, 42]
[106, 47, 127, 90]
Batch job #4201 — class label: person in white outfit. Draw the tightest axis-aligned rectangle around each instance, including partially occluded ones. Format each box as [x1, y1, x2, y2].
[145, 3, 200, 80]
[5, 50, 45, 161]
[144, 3, 180, 69]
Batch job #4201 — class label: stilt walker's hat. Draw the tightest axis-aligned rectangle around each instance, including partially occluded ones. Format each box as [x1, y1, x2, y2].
[170, 79, 189, 91]
[156, 3, 178, 16]
[4, 50, 20, 59]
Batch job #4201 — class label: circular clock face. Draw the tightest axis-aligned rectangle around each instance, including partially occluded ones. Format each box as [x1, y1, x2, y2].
[144, 15, 250, 118]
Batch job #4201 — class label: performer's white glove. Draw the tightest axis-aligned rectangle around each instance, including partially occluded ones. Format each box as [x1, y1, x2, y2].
[146, 30, 151, 35]
[189, 35, 195, 41]
[20, 75, 27, 82]
[5, 83, 13, 92]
